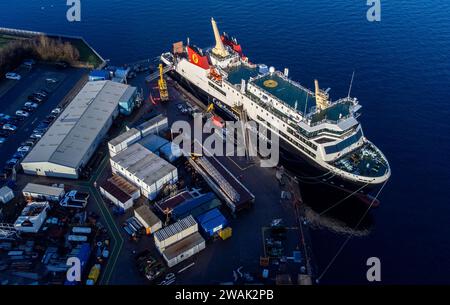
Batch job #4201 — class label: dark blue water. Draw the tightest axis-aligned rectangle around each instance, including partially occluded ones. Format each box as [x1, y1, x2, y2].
[1, 0, 449, 284]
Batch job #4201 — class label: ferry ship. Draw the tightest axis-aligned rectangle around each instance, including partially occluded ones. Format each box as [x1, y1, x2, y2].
[161, 18, 390, 197]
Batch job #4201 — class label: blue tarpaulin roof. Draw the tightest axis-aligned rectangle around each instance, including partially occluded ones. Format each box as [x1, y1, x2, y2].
[89, 70, 110, 79]
[140, 134, 169, 153]
[172, 192, 216, 219]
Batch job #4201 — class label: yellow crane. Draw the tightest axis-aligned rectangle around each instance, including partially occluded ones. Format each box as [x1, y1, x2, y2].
[158, 63, 169, 101]
[206, 103, 214, 113]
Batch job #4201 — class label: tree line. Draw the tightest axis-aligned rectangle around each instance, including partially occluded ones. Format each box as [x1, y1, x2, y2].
[0, 35, 80, 76]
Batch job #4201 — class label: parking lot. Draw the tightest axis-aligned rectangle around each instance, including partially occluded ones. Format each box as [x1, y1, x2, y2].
[0, 63, 88, 178]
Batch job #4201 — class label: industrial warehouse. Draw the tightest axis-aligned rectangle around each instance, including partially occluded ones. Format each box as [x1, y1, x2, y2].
[21, 81, 137, 179]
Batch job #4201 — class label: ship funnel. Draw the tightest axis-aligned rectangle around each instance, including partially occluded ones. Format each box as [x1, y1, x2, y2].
[211, 17, 229, 58]
[314, 79, 330, 111]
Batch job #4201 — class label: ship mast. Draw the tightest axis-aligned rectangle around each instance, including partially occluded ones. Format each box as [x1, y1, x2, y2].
[211, 17, 229, 58]
[347, 70, 355, 98]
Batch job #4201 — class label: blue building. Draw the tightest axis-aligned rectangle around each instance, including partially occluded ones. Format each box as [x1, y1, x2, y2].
[89, 69, 110, 81]
[118, 86, 138, 115]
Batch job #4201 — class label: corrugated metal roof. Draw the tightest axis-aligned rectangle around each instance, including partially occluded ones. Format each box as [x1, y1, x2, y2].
[196, 208, 223, 225]
[139, 134, 169, 152]
[135, 204, 161, 226]
[22, 81, 136, 169]
[109, 127, 140, 146]
[154, 215, 197, 243]
[111, 143, 176, 186]
[163, 232, 204, 260]
[100, 180, 131, 203]
[172, 192, 216, 218]
[22, 183, 64, 197]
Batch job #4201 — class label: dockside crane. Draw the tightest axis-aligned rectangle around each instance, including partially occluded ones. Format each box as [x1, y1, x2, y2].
[158, 63, 169, 101]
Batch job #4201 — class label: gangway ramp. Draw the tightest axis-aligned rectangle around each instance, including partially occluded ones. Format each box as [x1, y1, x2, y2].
[146, 65, 172, 83]
[189, 154, 254, 213]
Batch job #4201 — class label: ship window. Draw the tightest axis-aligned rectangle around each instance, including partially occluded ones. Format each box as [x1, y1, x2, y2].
[324, 129, 362, 154]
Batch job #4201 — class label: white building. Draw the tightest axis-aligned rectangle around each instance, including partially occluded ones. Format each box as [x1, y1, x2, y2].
[22, 183, 65, 202]
[154, 215, 198, 251]
[134, 204, 162, 234]
[153, 215, 205, 267]
[99, 180, 134, 210]
[14, 202, 50, 233]
[21, 81, 136, 179]
[110, 143, 178, 200]
[108, 128, 141, 157]
[107, 114, 168, 157]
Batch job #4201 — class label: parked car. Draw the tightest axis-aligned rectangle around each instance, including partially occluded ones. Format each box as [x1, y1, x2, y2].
[17, 146, 31, 153]
[13, 151, 26, 159]
[2, 124, 17, 131]
[30, 95, 45, 103]
[5, 72, 21, 80]
[51, 107, 62, 115]
[24, 139, 36, 146]
[11, 115, 24, 122]
[34, 91, 48, 98]
[28, 96, 41, 103]
[33, 128, 47, 135]
[0, 137, 6, 144]
[56, 61, 68, 69]
[16, 110, 30, 117]
[22, 106, 35, 113]
[6, 158, 19, 166]
[0, 130, 10, 137]
[46, 78, 58, 83]
[36, 122, 48, 129]
[24, 101, 39, 109]
[30, 133, 43, 139]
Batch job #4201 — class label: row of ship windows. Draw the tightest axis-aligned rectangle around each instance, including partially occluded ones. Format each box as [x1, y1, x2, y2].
[208, 82, 227, 96]
[323, 129, 363, 155]
[256, 115, 316, 158]
[280, 130, 316, 158]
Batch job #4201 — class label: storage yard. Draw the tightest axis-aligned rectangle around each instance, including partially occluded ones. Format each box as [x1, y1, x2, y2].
[0, 48, 314, 285]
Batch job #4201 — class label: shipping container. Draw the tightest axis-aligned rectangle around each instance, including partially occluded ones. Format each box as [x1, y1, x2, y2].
[108, 127, 141, 157]
[72, 226, 92, 234]
[134, 205, 162, 234]
[68, 235, 88, 242]
[22, 183, 65, 202]
[100, 180, 134, 210]
[196, 208, 228, 237]
[162, 232, 206, 267]
[135, 114, 168, 137]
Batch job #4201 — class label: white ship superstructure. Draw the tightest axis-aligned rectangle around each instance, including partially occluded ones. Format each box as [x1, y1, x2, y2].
[161, 18, 390, 193]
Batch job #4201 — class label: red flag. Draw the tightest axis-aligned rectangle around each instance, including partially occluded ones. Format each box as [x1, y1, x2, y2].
[221, 35, 243, 56]
[187, 46, 209, 69]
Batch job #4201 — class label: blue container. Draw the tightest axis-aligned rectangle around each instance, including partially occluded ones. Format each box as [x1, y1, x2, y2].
[89, 70, 110, 81]
[196, 208, 228, 237]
